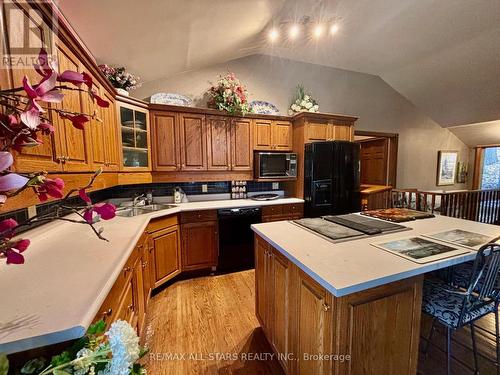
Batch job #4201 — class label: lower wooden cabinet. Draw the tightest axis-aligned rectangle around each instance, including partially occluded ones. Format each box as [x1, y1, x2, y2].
[255, 234, 423, 375]
[148, 217, 182, 288]
[255, 239, 292, 372]
[181, 220, 218, 271]
[261, 203, 304, 222]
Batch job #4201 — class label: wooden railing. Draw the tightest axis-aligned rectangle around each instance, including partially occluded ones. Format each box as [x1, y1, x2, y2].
[391, 188, 500, 225]
[360, 185, 393, 211]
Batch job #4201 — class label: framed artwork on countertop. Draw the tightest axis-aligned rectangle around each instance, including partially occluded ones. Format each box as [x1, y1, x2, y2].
[437, 150, 458, 186]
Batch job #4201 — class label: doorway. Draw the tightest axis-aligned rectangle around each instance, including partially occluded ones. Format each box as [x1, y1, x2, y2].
[354, 131, 398, 187]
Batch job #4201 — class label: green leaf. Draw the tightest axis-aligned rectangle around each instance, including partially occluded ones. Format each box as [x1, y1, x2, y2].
[87, 320, 106, 335]
[53, 369, 71, 375]
[50, 351, 71, 367]
[0, 354, 8, 375]
[20, 357, 46, 374]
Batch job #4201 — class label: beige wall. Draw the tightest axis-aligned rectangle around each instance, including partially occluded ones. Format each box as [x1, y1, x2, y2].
[135, 54, 471, 190]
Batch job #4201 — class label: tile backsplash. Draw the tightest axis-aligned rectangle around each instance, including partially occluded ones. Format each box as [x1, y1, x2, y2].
[0, 180, 283, 228]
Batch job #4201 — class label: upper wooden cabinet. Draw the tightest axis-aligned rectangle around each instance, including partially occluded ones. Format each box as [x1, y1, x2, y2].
[179, 113, 207, 171]
[231, 118, 253, 171]
[304, 119, 354, 143]
[254, 119, 292, 151]
[151, 111, 181, 171]
[118, 99, 151, 171]
[150, 110, 253, 173]
[206, 116, 231, 171]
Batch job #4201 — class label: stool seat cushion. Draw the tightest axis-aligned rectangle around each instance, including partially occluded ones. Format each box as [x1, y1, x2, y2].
[423, 278, 495, 328]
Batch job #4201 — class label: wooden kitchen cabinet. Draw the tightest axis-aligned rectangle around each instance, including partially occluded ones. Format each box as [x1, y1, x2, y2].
[148, 221, 182, 288]
[118, 99, 151, 171]
[151, 111, 181, 171]
[292, 269, 333, 375]
[54, 41, 93, 172]
[207, 115, 231, 171]
[180, 210, 218, 271]
[255, 237, 292, 372]
[179, 113, 207, 171]
[253, 119, 292, 151]
[231, 118, 253, 171]
[261, 203, 304, 222]
[255, 234, 423, 375]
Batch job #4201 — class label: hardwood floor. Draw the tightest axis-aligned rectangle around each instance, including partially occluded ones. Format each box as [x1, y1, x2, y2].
[142, 270, 499, 374]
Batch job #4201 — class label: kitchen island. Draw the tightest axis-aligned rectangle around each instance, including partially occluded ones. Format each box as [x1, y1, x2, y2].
[251, 215, 500, 374]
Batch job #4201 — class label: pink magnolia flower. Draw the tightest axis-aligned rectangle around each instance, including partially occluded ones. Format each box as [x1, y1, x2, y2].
[59, 113, 90, 130]
[4, 239, 30, 265]
[35, 177, 65, 202]
[0, 218, 18, 238]
[23, 71, 64, 110]
[0, 152, 29, 202]
[79, 189, 116, 223]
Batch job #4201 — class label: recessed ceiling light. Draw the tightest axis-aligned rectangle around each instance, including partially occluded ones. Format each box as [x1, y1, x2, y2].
[313, 24, 323, 38]
[269, 28, 279, 42]
[330, 24, 339, 35]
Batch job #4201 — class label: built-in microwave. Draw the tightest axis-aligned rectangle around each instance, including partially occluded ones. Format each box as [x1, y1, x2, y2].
[255, 152, 298, 179]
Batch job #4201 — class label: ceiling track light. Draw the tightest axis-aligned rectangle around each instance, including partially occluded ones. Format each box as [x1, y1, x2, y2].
[268, 16, 341, 42]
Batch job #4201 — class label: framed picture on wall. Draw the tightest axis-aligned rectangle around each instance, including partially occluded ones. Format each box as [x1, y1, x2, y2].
[437, 150, 458, 186]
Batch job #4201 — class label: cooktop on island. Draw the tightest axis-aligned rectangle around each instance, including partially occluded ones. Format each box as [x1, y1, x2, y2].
[293, 214, 410, 242]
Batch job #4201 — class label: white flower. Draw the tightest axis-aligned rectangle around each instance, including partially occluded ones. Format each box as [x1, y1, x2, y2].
[309, 108, 315, 112]
[300, 100, 307, 107]
[313, 104, 319, 111]
[288, 109, 294, 115]
[73, 348, 94, 375]
[305, 102, 312, 109]
[295, 99, 301, 105]
[101, 320, 141, 375]
[304, 95, 310, 101]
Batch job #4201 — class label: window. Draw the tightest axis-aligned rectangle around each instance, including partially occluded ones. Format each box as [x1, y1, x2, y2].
[481, 146, 500, 189]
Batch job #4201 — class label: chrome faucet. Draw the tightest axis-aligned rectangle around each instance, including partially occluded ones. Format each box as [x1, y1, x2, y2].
[133, 194, 146, 207]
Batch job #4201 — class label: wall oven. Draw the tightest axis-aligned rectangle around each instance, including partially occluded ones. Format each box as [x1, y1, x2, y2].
[255, 152, 298, 179]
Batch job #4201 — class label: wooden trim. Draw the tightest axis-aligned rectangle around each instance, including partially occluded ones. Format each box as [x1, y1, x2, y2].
[472, 147, 484, 190]
[355, 130, 399, 138]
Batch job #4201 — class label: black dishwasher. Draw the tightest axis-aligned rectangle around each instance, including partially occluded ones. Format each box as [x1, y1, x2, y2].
[217, 207, 262, 272]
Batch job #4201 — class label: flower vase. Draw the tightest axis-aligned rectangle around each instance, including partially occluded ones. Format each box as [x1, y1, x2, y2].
[116, 88, 129, 96]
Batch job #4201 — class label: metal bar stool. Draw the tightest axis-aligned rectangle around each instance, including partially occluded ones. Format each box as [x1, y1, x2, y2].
[422, 242, 500, 375]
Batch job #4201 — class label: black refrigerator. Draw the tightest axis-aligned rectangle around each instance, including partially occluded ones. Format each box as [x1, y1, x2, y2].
[304, 141, 361, 217]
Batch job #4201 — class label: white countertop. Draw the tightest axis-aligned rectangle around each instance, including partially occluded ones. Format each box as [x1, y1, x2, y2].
[251, 216, 500, 298]
[0, 197, 303, 354]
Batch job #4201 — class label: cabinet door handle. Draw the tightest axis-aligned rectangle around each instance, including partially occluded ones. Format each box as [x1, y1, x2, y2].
[123, 266, 132, 274]
[127, 304, 134, 311]
[323, 303, 330, 312]
[101, 308, 112, 318]
[142, 261, 148, 268]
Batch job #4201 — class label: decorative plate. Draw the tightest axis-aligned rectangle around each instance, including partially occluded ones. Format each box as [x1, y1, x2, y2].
[249, 100, 280, 115]
[150, 92, 193, 106]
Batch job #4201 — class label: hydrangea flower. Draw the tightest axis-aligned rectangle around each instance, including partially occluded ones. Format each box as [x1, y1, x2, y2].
[101, 320, 141, 375]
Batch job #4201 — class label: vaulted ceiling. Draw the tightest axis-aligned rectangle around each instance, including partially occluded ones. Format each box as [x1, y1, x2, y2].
[57, 0, 500, 128]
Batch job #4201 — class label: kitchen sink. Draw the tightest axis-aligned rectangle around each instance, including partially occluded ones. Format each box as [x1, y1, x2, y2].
[141, 204, 177, 211]
[116, 204, 177, 217]
[116, 207, 152, 217]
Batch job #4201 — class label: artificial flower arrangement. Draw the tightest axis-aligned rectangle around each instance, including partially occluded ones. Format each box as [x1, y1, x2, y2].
[0, 48, 117, 266]
[98, 65, 141, 92]
[0, 319, 147, 375]
[207, 72, 250, 115]
[288, 85, 319, 115]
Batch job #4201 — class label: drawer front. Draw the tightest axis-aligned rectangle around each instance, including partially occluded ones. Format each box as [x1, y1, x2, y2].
[147, 214, 178, 233]
[262, 205, 284, 217]
[283, 203, 304, 215]
[180, 210, 217, 223]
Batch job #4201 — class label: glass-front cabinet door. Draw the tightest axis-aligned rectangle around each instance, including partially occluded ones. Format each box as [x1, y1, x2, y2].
[117, 101, 150, 170]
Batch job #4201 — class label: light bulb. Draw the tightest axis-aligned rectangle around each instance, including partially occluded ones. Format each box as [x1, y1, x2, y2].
[313, 24, 323, 38]
[330, 24, 339, 35]
[269, 28, 279, 42]
[289, 24, 300, 39]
